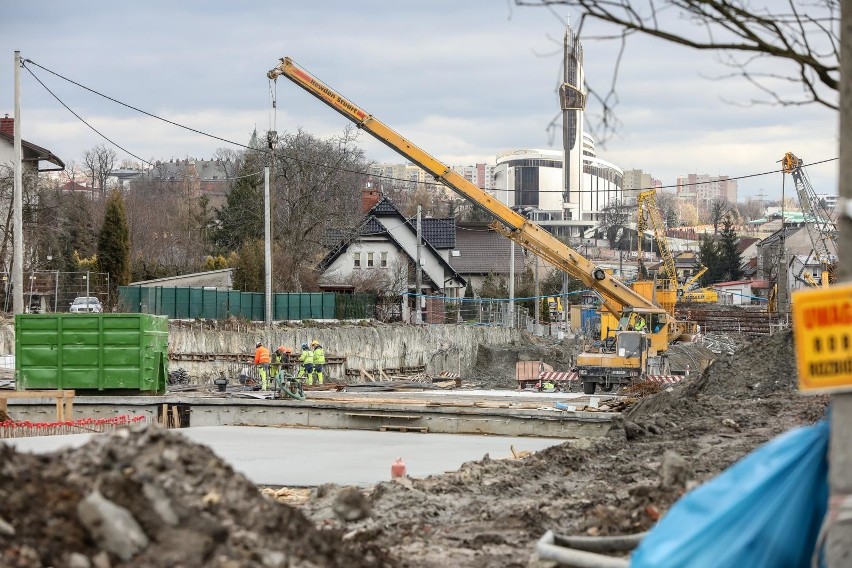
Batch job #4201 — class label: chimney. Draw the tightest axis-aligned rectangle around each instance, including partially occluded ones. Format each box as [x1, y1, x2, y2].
[0, 115, 13, 138]
[361, 186, 380, 213]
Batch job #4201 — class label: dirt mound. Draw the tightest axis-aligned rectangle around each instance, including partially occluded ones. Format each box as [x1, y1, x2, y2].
[468, 336, 581, 388]
[0, 426, 389, 568]
[628, 329, 800, 423]
[686, 329, 798, 399]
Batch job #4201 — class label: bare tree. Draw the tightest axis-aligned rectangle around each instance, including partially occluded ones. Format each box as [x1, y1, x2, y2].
[655, 191, 680, 227]
[271, 126, 369, 291]
[83, 144, 117, 197]
[704, 198, 730, 234]
[597, 199, 630, 247]
[124, 175, 209, 278]
[518, 1, 840, 140]
[737, 198, 765, 222]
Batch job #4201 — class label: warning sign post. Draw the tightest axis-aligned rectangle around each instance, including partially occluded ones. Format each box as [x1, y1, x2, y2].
[792, 282, 852, 393]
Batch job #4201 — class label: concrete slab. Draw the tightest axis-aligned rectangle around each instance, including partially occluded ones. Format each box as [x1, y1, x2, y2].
[3, 426, 565, 486]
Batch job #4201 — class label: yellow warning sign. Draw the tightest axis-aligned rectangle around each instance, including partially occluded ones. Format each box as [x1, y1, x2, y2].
[792, 282, 852, 393]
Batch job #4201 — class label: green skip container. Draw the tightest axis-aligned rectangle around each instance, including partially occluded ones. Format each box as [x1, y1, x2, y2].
[15, 313, 169, 393]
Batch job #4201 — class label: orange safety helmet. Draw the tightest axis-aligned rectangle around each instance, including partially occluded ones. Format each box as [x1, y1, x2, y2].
[276, 345, 292, 354]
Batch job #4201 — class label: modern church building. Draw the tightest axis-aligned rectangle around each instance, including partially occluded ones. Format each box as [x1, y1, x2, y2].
[491, 26, 624, 240]
[492, 136, 623, 240]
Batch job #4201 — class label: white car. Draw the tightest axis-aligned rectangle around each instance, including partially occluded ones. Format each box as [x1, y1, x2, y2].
[69, 296, 103, 313]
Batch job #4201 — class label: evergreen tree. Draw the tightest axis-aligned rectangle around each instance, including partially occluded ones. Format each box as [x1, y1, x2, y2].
[97, 190, 132, 296]
[232, 239, 265, 292]
[477, 272, 508, 299]
[697, 234, 722, 286]
[718, 214, 743, 281]
[461, 280, 476, 321]
[212, 155, 264, 253]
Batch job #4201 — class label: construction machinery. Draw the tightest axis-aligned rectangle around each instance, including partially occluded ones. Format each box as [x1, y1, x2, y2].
[636, 190, 717, 304]
[780, 152, 837, 287]
[268, 57, 696, 394]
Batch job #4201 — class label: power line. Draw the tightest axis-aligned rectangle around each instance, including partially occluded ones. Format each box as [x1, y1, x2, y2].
[22, 59, 839, 198]
[21, 64, 153, 166]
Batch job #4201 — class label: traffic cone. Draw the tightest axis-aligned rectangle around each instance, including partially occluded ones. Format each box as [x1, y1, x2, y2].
[391, 457, 407, 479]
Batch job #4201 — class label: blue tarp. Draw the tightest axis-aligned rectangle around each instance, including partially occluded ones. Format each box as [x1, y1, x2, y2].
[632, 418, 829, 568]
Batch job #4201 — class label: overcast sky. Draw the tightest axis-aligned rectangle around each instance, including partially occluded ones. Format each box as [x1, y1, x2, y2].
[2, 0, 839, 201]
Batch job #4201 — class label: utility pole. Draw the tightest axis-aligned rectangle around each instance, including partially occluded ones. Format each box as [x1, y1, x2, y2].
[534, 253, 540, 335]
[13, 51, 23, 315]
[826, 1, 852, 563]
[508, 240, 515, 328]
[263, 166, 272, 326]
[415, 205, 422, 324]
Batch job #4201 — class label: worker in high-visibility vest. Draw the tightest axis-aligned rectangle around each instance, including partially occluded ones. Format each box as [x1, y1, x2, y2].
[271, 346, 291, 380]
[311, 340, 325, 385]
[253, 341, 271, 391]
[298, 343, 315, 385]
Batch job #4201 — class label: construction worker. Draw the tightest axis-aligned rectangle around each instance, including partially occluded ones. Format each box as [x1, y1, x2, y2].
[311, 340, 325, 385]
[298, 342, 314, 385]
[253, 341, 271, 391]
[633, 315, 647, 332]
[271, 346, 291, 380]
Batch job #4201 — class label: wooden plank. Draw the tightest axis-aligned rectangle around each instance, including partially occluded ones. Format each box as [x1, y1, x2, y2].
[380, 425, 428, 433]
[0, 390, 76, 422]
[379, 368, 390, 381]
[161, 403, 169, 427]
[346, 412, 422, 420]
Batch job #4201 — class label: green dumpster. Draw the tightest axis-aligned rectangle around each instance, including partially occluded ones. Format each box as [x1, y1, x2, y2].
[15, 313, 169, 393]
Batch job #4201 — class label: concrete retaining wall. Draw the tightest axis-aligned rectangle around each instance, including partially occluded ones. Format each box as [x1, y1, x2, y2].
[170, 323, 523, 379]
[0, 321, 524, 381]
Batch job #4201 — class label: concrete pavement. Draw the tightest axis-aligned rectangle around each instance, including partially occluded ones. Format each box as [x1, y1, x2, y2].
[3, 426, 565, 486]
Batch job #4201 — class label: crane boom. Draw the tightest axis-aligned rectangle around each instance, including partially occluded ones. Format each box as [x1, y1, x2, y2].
[781, 152, 837, 284]
[268, 57, 661, 317]
[637, 190, 677, 289]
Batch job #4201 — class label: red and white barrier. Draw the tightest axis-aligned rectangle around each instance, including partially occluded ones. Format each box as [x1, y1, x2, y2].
[0, 415, 150, 439]
[538, 371, 579, 382]
[644, 375, 684, 384]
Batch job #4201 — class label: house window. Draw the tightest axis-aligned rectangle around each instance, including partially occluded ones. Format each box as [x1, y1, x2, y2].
[353, 252, 361, 269]
[367, 252, 374, 268]
[380, 252, 388, 268]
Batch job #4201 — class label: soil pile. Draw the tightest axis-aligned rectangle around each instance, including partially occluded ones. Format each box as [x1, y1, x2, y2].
[0, 426, 389, 568]
[300, 328, 828, 566]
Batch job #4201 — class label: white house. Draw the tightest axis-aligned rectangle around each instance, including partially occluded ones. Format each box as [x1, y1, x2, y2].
[319, 194, 466, 322]
[713, 280, 754, 306]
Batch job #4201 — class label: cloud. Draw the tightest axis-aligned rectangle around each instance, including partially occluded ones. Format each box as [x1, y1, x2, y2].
[1, 0, 838, 202]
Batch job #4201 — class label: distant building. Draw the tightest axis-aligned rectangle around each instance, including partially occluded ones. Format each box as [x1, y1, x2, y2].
[622, 169, 660, 202]
[676, 173, 737, 205]
[815, 193, 838, 210]
[368, 162, 496, 193]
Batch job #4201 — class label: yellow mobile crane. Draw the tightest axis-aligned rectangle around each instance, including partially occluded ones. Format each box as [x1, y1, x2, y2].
[268, 57, 695, 394]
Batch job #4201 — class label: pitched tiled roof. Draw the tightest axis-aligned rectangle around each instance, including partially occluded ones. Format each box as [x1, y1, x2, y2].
[449, 224, 525, 275]
[736, 237, 760, 254]
[416, 218, 456, 249]
[0, 132, 65, 170]
[371, 197, 399, 215]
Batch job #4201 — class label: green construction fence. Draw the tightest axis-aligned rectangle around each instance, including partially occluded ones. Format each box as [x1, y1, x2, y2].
[118, 287, 376, 321]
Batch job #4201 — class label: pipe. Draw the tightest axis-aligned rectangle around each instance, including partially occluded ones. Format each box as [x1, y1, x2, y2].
[552, 531, 648, 553]
[536, 530, 631, 568]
